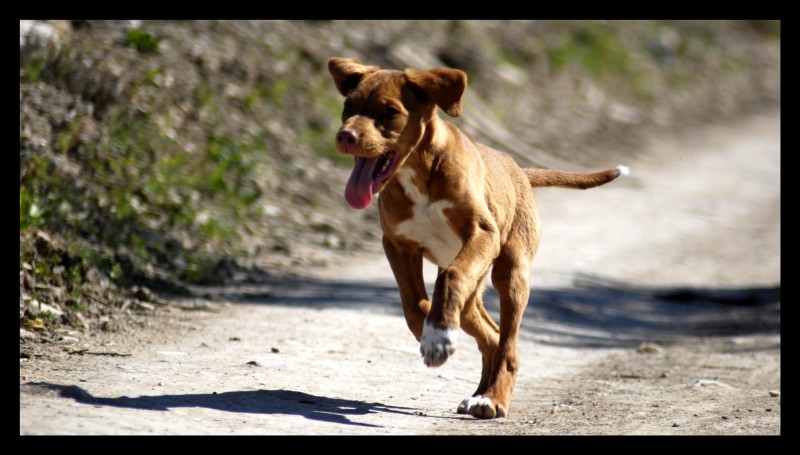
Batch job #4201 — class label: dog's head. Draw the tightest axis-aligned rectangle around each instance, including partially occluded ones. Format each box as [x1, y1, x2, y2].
[327, 57, 467, 209]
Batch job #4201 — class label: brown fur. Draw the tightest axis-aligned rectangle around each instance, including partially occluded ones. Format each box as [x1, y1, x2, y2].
[328, 57, 624, 419]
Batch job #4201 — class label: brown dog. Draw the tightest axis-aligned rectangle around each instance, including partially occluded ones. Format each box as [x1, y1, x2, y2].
[328, 57, 627, 419]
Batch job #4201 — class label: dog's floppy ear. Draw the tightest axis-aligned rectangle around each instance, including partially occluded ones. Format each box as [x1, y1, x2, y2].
[405, 67, 467, 118]
[328, 57, 380, 97]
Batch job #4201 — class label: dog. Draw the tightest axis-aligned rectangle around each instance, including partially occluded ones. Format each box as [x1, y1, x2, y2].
[328, 57, 627, 419]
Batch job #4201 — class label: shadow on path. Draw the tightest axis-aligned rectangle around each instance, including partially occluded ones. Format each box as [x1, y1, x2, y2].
[20, 382, 415, 428]
[518, 274, 780, 347]
[212, 272, 780, 348]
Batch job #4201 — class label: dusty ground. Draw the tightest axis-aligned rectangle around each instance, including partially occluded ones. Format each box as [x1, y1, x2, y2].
[19, 109, 780, 435]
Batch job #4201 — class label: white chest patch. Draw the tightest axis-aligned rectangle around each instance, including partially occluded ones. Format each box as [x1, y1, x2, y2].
[393, 169, 463, 268]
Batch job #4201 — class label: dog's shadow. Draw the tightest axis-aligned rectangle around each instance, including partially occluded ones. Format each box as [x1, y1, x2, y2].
[20, 383, 415, 428]
[222, 271, 780, 349]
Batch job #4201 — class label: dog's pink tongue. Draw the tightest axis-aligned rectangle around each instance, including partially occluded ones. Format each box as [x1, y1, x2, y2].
[345, 156, 378, 209]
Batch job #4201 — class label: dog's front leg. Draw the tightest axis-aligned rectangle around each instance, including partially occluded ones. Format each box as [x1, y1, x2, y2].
[383, 235, 431, 341]
[421, 222, 500, 367]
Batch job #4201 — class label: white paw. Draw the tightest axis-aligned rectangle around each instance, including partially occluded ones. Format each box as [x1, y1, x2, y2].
[457, 395, 490, 414]
[419, 321, 458, 367]
[457, 395, 505, 419]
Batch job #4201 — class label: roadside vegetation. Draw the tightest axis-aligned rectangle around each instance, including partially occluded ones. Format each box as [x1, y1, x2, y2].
[19, 20, 779, 341]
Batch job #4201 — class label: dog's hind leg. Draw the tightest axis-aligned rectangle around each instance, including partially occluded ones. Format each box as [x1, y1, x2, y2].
[458, 276, 501, 412]
[462, 245, 533, 419]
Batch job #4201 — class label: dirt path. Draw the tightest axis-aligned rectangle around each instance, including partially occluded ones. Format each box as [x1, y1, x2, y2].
[19, 110, 780, 435]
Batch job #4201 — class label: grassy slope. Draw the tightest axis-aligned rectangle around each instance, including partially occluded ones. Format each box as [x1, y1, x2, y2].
[19, 20, 779, 337]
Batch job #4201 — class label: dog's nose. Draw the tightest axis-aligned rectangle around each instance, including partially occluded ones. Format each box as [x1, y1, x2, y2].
[336, 129, 358, 145]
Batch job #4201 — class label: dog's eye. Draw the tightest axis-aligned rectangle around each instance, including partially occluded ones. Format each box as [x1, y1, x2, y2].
[384, 107, 399, 119]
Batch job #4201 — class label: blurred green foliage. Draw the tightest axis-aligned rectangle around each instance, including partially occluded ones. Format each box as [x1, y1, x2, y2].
[20, 103, 267, 286]
[547, 22, 630, 77]
[123, 29, 164, 53]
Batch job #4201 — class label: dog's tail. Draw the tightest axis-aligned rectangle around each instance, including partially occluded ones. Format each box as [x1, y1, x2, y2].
[525, 165, 629, 189]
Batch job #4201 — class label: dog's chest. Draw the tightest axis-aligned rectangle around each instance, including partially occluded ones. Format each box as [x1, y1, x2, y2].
[391, 169, 463, 268]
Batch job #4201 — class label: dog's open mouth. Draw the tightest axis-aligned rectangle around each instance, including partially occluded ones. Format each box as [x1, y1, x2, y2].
[344, 150, 398, 209]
